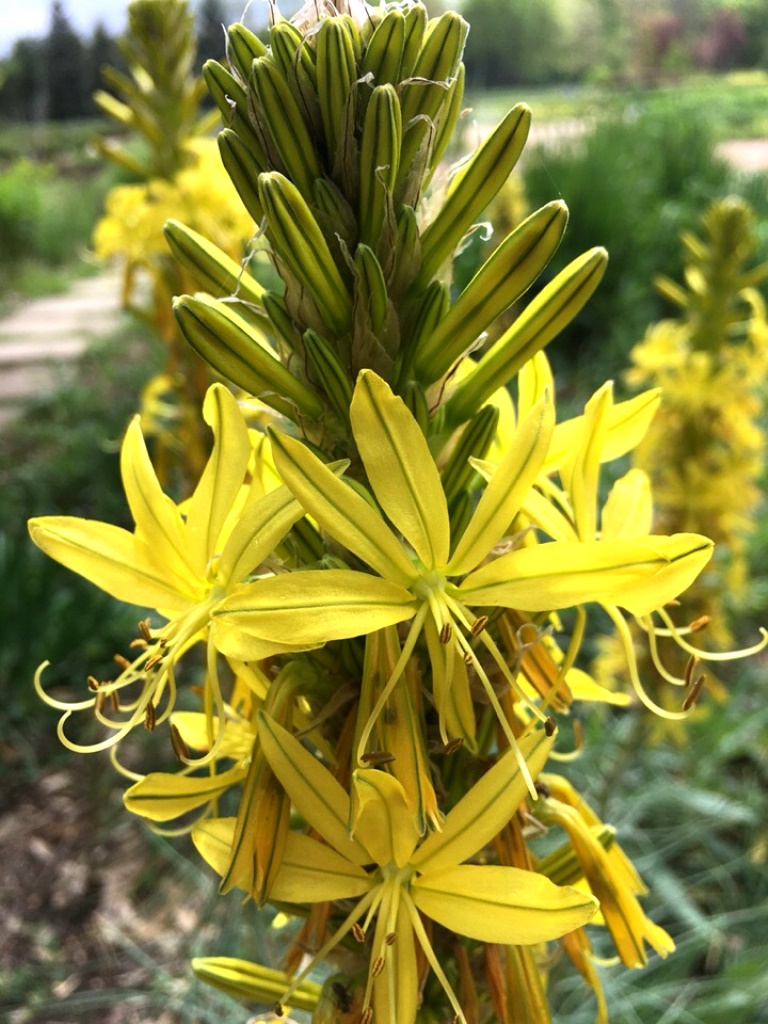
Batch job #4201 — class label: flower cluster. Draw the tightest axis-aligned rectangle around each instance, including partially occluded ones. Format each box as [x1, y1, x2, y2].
[30, 2, 767, 1021]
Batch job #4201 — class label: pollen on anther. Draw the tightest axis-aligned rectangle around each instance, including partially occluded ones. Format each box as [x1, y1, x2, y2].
[463, 650, 473, 665]
[171, 723, 189, 761]
[114, 654, 131, 670]
[439, 621, 453, 644]
[145, 652, 163, 671]
[361, 1007, 373, 1024]
[688, 615, 711, 633]
[361, 750, 395, 766]
[138, 618, 152, 642]
[471, 615, 489, 637]
[352, 922, 366, 943]
[683, 674, 706, 711]
[371, 956, 386, 977]
[87, 675, 100, 692]
[384, 931, 397, 945]
[144, 701, 156, 731]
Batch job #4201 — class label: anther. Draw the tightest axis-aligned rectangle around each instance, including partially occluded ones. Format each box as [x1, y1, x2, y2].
[110, 690, 120, 712]
[361, 750, 396, 766]
[138, 618, 152, 642]
[371, 956, 386, 977]
[471, 615, 489, 637]
[129, 638, 147, 649]
[87, 676, 100, 692]
[170, 723, 189, 761]
[683, 674, 706, 711]
[439, 621, 453, 644]
[535, 780, 551, 799]
[688, 615, 711, 633]
[272, 1001, 285, 1017]
[144, 652, 163, 671]
[384, 932, 397, 946]
[144, 701, 156, 731]
[544, 716, 557, 737]
[361, 1008, 373, 1024]
[95, 691, 106, 713]
[352, 922, 366, 943]
[113, 654, 131, 670]
[444, 737, 464, 755]
[463, 650, 474, 665]
[684, 655, 699, 687]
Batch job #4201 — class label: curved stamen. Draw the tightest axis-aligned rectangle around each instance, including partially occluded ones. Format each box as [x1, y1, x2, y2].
[655, 608, 768, 661]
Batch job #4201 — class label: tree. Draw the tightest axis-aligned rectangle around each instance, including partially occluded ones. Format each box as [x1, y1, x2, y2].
[45, 0, 87, 120]
[461, 0, 567, 87]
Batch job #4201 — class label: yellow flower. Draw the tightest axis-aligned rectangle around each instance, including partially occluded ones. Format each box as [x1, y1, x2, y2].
[193, 715, 596, 1024]
[29, 385, 307, 757]
[215, 370, 713, 783]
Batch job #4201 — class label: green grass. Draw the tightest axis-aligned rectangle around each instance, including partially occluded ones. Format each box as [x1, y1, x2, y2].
[466, 69, 768, 140]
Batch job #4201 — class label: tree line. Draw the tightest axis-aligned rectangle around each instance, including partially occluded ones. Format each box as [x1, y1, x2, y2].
[0, 0, 231, 122]
[461, 0, 768, 89]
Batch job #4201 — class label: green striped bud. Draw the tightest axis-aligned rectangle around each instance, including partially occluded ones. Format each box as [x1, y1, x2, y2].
[359, 84, 402, 247]
[429, 62, 465, 178]
[402, 379, 430, 435]
[354, 244, 389, 336]
[218, 128, 265, 223]
[174, 293, 323, 419]
[203, 60, 266, 163]
[440, 404, 499, 503]
[361, 8, 406, 88]
[192, 958, 321, 1010]
[226, 22, 267, 82]
[397, 278, 449, 384]
[263, 292, 302, 353]
[304, 329, 354, 424]
[444, 247, 608, 427]
[251, 56, 320, 200]
[419, 103, 531, 286]
[400, 2, 428, 80]
[163, 219, 265, 308]
[398, 12, 468, 182]
[414, 200, 569, 383]
[316, 17, 358, 167]
[258, 172, 353, 336]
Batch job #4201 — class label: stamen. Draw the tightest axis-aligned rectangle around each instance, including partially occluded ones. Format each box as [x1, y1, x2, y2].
[138, 618, 152, 642]
[402, 889, 467, 1024]
[682, 674, 706, 711]
[145, 652, 163, 671]
[439, 621, 453, 644]
[110, 690, 120, 712]
[361, 1008, 373, 1024]
[544, 716, 556, 737]
[352, 922, 367, 943]
[170, 722, 189, 761]
[87, 675, 100, 691]
[95, 690, 107, 714]
[361, 750, 396, 766]
[444, 737, 464, 755]
[144, 701, 156, 731]
[688, 615, 710, 632]
[656, 608, 768, 662]
[684, 656, 698, 688]
[470, 615, 489, 637]
[371, 956, 386, 977]
[273, 1002, 285, 1017]
[129, 638, 148, 649]
[114, 654, 131, 670]
[385, 931, 397, 945]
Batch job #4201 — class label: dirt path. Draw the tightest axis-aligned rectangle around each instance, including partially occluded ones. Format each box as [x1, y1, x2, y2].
[0, 269, 124, 425]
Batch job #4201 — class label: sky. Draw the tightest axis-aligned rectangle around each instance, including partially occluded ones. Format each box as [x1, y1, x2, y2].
[0, 0, 297, 57]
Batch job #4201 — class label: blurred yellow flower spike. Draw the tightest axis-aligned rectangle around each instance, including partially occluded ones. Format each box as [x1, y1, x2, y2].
[193, 714, 596, 1024]
[29, 384, 310, 758]
[216, 370, 713, 791]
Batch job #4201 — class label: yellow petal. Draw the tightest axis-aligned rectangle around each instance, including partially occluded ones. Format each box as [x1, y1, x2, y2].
[412, 729, 554, 873]
[120, 416, 199, 589]
[458, 535, 713, 616]
[351, 769, 420, 867]
[447, 393, 554, 576]
[124, 764, 246, 822]
[270, 429, 417, 586]
[28, 516, 196, 610]
[215, 570, 417, 645]
[270, 832, 373, 903]
[171, 711, 254, 757]
[601, 469, 653, 539]
[184, 384, 251, 576]
[257, 713, 371, 866]
[217, 484, 304, 586]
[352, 370, 450, 570]
[412, 864, 597, 943]
[192, 816, 237, 878]
[560, 383, 612, 542]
